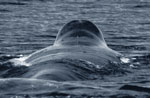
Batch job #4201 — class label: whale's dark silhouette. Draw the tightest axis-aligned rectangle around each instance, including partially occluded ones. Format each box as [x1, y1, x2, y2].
[54, 20, 106, 46]
[13, 20, 122, 81]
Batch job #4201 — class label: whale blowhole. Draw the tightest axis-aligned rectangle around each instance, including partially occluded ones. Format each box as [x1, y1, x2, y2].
[54, 20, 107, 47]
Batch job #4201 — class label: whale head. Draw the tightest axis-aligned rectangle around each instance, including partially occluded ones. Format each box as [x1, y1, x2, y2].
[54, 20, 107, 47]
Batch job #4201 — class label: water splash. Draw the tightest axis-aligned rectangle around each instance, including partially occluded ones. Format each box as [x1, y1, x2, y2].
[120, 57, 130, 64]
[10, 56, 30, 67]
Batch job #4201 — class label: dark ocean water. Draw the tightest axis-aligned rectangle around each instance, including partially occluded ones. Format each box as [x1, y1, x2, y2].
[0, 0, 150, 97]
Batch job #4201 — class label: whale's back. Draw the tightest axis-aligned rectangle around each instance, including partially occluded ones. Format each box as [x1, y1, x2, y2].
[25, 20, 121, 65]
[18, 20, 122, 81]
[54, 20, 107, 47]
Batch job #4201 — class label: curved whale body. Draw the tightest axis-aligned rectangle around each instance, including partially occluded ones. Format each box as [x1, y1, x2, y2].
[21, 20, 122, 81]
[54, 20, 106, 46]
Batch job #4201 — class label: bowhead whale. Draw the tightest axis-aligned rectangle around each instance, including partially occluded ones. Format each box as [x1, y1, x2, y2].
[12, 20, 122, 81]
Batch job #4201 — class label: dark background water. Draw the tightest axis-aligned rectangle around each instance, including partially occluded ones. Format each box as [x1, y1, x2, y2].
[0, 0, 150, 97]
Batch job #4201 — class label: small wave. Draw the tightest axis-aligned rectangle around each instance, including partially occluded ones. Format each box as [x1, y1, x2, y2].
[0, 2, 27, 5]
[10, 56, 30, 67]
[132, 54, 150, 65]
[0, 78, 102, 97]
[0, 55, 29, 78]
[0, 9, 11, 13]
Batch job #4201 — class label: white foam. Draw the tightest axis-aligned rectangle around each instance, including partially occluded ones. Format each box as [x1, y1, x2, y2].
[10, 56, 31, 67]
[120, 57, 130, 64]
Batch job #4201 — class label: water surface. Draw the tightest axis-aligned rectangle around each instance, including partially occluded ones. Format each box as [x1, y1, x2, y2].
[0, 0, 150, 97]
